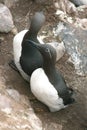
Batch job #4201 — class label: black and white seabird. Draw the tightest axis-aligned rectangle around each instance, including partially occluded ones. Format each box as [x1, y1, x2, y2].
[12, 12, 65, 82]
[29, 40, 75, 112]
[13, 12, 45, 81]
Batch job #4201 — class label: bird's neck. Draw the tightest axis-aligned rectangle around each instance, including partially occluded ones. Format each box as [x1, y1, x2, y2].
[43, 60, 55, 76]
[29, 24, 40, 39]
[23, 30, 39, 43]
[29, 28, 38, 37]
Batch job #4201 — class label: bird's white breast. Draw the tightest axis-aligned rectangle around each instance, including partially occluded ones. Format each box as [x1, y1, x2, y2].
[30, 68, 65, 112]
[13, 30, 28, 63]
[13, 30, 30, 81]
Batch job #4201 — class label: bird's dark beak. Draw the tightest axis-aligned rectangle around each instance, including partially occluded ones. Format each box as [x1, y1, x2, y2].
[69, 88, 74, 96]
[69, 88, 76, 104]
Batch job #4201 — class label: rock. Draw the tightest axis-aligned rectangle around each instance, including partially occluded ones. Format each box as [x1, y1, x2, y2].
[0, 0, 19, 8]
[0, 70, 42, 130]
[45, 122, 62, 130]
[0, 92, 42, 130]
[6, 88, 20, 102]
[0, 0, 4, 3]
[53, 22, 87, 76]
[67, 17, 87, 29]
[70, 0, 87, 6]
[32, 0, 52, 5]
[54, 0, 77, 16]
[0, 107, 42, 130]
[0, 4, 14, 33]
[47, 42, 65, 61]
[0, 95, 11, 110]
[4, 0, 19, 8]
[77, 5, 87, 18]
[11, 26, 18, 35]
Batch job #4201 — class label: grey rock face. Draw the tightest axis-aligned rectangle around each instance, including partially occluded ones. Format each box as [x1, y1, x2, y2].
[70, 0, 87, 6]
[0, 4, 14, 33]
[0, 71, 42, 130]
[53, 22, 87, 76]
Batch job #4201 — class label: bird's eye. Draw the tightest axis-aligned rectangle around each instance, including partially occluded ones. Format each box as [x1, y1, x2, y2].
[45, 47, 52, 58]
[45, 48, 49, 52]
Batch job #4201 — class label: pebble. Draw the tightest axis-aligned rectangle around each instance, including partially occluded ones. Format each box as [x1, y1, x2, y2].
[0, 4, 14, 33]
[6, 88, 20, 102]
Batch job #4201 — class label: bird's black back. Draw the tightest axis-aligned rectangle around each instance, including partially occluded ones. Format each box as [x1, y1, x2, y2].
[20, 39, 43, 76]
